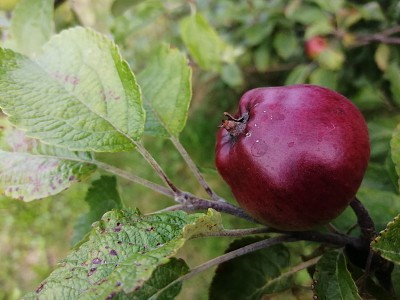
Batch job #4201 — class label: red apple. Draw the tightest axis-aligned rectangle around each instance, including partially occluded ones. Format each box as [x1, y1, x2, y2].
[305, 36, 328, 59]
[215, 84, 370, 231]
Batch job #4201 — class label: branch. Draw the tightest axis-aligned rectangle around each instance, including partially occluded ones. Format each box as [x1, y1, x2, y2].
[158, 193, 259, 223]
[149, 236, 300, 300]
[351, 26, 400, 47]
[287, 230, 364, 249]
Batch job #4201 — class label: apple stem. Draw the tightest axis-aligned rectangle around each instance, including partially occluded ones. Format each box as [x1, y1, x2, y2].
[350, 197, 376, 240]
[350, 197, 395, 294]
[219, 112, 249, 137]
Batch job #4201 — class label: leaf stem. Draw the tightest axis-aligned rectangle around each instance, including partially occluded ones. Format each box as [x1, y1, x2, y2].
[134, 142, 182, 196]
[94, 160, 174, 198]
[149, 236, 300, 300]
[170, 135, 221, 201]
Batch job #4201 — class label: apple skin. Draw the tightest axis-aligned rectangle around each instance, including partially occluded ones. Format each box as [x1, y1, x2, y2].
[215, 84, 370, 231]
[305, 36, 328, 59]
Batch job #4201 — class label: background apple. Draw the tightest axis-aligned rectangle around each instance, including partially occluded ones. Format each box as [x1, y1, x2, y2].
[305, 36, 328, 59]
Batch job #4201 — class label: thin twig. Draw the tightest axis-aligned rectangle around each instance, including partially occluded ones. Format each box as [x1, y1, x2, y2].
[148, 236, 300, 300]
[170, 135, 221, 201]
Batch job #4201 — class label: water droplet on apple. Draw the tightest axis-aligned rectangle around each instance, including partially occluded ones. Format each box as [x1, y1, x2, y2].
[245, 132, 251, 137]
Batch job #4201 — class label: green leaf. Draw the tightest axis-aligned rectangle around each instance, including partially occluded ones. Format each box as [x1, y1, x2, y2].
[352, 82, 384, 111]
[10, 0, 54, 56]
[284, 64, 313, 85]
[309, 68, 338, 90]
[317, 48, 345, 70]
[132, 258, 188, 299]
[209, 237, 292, 300]
[25, 209, 223, 299]
[311, 0, 344, 13]
[374, 44, 390, 71]
[359, 2, 385, 21]
[111, 0, 145, 16]
[221, 63, 244, 88]
[273, 30, 298, 60]
[384, 63, 400, 107]
[286, 4, 327, 25]
[0, 125, 96, 201]
[371, 215, 400, 264]
[138, 44, 192, 137]
[390, 122, 400, 189]
[180, 13, 225, 72]
[0, 27, 145, 152]
[305, 20, 335, 39]
[369, 116, 400, 161]
[73, 175, 123, 245]
[313, 250, 361, 300]
[254, 43, 270, 72]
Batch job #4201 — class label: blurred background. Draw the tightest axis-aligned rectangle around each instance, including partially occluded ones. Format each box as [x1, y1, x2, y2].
[1, 0, 400, 299]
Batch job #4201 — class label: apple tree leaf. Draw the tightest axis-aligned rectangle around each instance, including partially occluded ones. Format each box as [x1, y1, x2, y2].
[0, 125, 96, 201]
[138, 44, 192, 138]
[73, 175, 123, 245]
[111, 0, 145, 16]
[313, 250, 361, 300]
[209, 237, 292, 300]
[130, 258, 189, 300]
[371, 215, 400, 264]
[273, 30, 299, 60]
[24, 209, 223, 299]
[180, 13, 225, 72]
[390, 122, 400, 190]
[0, 27, 145, 152]
[10, 0, 54, 56]
[384, 63, 400, 107]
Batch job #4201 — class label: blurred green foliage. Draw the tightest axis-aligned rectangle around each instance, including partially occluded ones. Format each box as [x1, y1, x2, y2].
[1, 0, 400, 298]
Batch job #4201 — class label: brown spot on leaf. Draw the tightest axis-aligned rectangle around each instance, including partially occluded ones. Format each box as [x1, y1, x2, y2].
[35, 282, 46, 293]
[88, 267, 97, 276]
